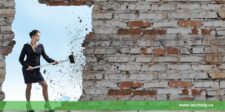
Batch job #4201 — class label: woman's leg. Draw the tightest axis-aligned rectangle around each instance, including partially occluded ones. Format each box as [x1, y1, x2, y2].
[26, 83, 32, 101]
[39, 81, 49, 101]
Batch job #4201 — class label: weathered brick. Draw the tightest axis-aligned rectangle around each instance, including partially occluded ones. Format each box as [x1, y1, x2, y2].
[168, 11, 218, 19]
[143, 29, 167, 35]
[93, 12, 113, 19]
[182, 89, 189, 95]
[180, 56, 203, 63]
[194, 81, 219, 88]
[153, 21, 178, 28]
[126, 63, 141, 71]
[108, 89, 132, 96]
[153, 48, 165, 56]
[95, 81, 118, 88]
[119, 81, 143, 89]
[133, 90, 156, 96]
[151, 4, 176, 10]
[129, 73, 157, 81]
[0, 9, 15, 15]
[205, 55, 223, 64]
[158, 71, 208, 80]
[191, 89, 206, 96]
[136, 56, 152, 62]
[177, 20, 202, 27]
[128, 21, 152, 28]
[167, 47, 179, 55]
[192, 47, 204, 54]
[130, 48, 142, 54]
[158, 88, 182, 95]
[192, 65, 213, 71]
[218, 11, 225, 18]
[168, 64, 191, 70]
[95, 48, 105, 54]
[169, 80, 192, 88]
[208, 72, 225, 79]
[0, 68, 5, 75]
[192, 28, 215, 35]
[206, 89, 224, 96]
[143, 81, 168, 88]
[167, 28, 192, 34]
[139, 12, 167, 20]
[118, 28, 142, 35]
[164, 39, 185, 47]
[155, 56, 179, 63]
[120, 3, 151, 10]
[140, 48, 147, 55]
[177, 4, 200, 10]
[149, 64, 167, 72]
[83, 88, 108, 95]
[220, 81, 225, 88]
[1, 46, 13, 56]
[113, 57, 129, 62]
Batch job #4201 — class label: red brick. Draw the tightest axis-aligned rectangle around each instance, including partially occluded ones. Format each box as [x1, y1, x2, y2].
[108, 89, 132, 96]
[118, 29, 142, 35]
[201, 29, 213, 35]
[119, 81, 143, 89]
[182, 89, 189, 95]
[133, 90, 156, 96]
[192, 29, 214, 35]
[190, 21, 202, 27]
[128, 21, 152, 28]
[167, 48, 179, 55]
[169, 81, 192, 88]
[178, 20, 189, 27]
[191, 89, 205, 96]
[192, 28, 199, 35]
[178, 20, 202, 27]
[143, 29, 167, 35]
[153, 48, 165, 56]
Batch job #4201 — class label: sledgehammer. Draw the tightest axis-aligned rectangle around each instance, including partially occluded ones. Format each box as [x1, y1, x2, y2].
[27, 54, 75, 70]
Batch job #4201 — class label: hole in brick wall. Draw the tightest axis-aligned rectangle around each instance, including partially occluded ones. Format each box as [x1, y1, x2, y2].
[3, 0, 92, 101]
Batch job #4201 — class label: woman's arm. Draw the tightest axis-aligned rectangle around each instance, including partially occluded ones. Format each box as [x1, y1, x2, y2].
[19, 44, 29, 69]
[41, 44, 55, 63]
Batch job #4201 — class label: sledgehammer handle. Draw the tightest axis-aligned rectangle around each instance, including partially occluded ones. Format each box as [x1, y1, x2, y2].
[27, 59, 69, 70]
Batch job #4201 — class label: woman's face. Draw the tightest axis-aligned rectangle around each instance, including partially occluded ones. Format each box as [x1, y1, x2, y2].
[32, 32, 40, 42]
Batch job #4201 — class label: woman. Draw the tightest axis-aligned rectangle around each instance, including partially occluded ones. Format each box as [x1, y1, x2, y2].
[19, 30, 58, 111]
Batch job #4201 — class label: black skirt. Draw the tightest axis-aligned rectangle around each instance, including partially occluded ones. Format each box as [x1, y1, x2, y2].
[22, 67, 44, 84]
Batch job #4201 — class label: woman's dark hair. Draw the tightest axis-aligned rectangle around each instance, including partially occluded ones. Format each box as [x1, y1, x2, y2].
[29, 30, 40, 38]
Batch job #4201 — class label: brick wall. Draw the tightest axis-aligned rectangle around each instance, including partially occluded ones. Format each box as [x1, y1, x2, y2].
[2, 0, 225, 101]
[81, 0, 225, 100]
[0, 0, 15, 100]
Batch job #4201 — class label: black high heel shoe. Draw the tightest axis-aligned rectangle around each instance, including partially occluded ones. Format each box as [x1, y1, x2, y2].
[26, 102, 35, 112]
[44, 102, 54, 112]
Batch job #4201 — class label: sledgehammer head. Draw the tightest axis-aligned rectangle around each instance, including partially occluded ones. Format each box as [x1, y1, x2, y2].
[69, 55, 75, 63]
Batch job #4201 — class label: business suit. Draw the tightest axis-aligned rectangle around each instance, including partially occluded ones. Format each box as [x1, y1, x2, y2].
[19, 43, 55, 84]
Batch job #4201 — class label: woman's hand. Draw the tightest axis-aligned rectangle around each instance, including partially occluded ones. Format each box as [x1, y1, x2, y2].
[52, 61, 59, 65]
[27, 66, 33, 71]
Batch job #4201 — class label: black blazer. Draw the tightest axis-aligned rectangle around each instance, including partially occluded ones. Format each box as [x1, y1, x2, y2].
[19, 43, 55, 70]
